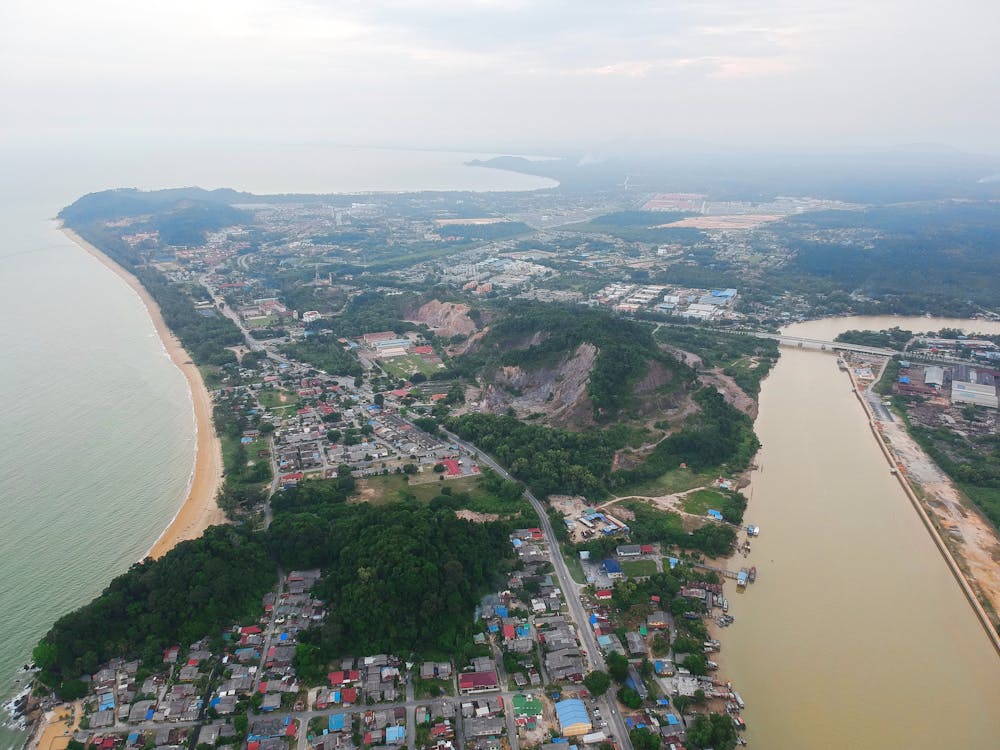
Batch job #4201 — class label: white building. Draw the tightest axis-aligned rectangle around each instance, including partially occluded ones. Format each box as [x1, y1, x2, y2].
[951, 381, 999, 409]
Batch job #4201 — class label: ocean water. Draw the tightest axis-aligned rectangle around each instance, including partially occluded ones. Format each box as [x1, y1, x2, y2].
[0, 144, 555, 748]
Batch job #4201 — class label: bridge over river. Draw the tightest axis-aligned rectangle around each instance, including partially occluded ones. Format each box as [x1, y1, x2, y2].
[735, 330, 900, 356]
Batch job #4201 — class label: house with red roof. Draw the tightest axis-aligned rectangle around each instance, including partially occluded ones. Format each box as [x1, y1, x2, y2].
[459, 671, 499, 694]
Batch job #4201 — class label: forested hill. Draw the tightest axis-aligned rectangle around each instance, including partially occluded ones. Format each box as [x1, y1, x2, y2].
[451, 303, 695, 425]
[33, 527, 275, 698]
[33, 473, 519, 696]
[60, 190, 250, 247]
[771, 201, 1000, 314]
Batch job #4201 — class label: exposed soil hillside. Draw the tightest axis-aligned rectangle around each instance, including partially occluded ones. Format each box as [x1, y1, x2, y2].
[405, 299, 478, 338]
[471, 342, 598, 428]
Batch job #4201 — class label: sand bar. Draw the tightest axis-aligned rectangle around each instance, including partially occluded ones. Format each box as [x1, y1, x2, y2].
[62, 228, 226, 560]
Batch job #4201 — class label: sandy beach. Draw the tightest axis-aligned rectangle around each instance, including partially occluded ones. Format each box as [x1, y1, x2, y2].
[61, 228, 226, 560]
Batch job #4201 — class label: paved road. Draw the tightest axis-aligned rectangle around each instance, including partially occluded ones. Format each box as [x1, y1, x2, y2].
[201, 276, 631, 748]
[442, 430, 633, 750]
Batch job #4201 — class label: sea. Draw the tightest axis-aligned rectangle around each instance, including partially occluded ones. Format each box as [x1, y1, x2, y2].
[0, 144, 556, 748]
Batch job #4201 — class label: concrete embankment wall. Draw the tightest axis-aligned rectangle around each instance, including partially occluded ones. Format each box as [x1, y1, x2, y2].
[846, 370, 1000, 657]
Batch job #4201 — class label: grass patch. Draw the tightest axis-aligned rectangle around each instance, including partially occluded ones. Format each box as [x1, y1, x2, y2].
[617, 467, 716, 498]
[355, 474, 411, 504]
[379, 353, 442, 380]
[681, 489, 727, 515]
[562, 549, 587, 584]
[622, 559, 658, 578]
[356, 474, 536, 519]
[874, 356, 901, 396]
[413, 676, 454, 699]
[246, 314, 280, 329]
[257, 388, 299, 410]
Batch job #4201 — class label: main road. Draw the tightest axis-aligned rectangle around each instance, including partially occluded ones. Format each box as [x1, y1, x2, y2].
[442, 429, 633, 750]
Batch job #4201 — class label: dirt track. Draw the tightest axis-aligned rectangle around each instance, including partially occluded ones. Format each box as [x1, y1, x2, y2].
[880, 412, 1000, 624]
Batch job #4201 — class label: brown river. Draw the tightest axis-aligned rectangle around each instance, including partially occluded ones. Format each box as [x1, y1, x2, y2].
[723, 316, 1000, 748]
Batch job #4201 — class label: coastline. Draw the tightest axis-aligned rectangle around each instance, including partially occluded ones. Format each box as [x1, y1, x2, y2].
[60, 227, 226, 560]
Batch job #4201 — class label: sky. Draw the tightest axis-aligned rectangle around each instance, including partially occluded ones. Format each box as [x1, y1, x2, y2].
[2, 0, 999, 155]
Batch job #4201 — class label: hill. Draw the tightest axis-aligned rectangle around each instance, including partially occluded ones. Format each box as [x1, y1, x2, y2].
[449, 303, 695, 427]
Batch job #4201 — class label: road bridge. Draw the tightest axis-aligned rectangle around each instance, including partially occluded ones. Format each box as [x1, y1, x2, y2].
[735, 330, 899, 357]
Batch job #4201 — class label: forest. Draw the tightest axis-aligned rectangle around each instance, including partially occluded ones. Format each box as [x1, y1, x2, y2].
[61, 192, 249, 247]
[614, 388, 760, 489]
[35, 467, 519, 696]
[32, 527, 275, 698]
[654, 326, 779, 397]
[834, 327, 913, 349]
[775, 202, 1000, 312]
[446, 413, 620, 500]
[448, 384, 758, 505]
[266, 477, 515, 679]
[281, 335, 364, 377]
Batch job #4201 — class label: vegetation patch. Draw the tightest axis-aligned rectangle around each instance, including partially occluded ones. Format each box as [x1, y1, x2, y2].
[33, 527, 276, 698]
[621, 559, 658, 578]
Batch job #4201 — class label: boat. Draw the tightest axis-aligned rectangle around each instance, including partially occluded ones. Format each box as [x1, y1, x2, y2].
[722, 597, 729, 612]
[732, 691, 746, 710]
[748, 566, 757, 584]
[736, 568, 749, 588]
[746, 524, 759, 537]
[837, 357, 847, 371]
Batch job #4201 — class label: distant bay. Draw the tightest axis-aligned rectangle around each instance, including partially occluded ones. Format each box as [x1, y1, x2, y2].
[0, 144, 555, 748]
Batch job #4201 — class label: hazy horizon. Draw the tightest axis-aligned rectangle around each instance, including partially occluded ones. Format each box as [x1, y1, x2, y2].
[3, 1, 999, 157]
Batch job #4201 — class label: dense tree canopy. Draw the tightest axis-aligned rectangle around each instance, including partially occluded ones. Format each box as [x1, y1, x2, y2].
[34, 527, 275, 695]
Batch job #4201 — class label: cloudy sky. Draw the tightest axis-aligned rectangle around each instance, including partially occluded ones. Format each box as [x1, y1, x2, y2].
[2, 0, 998, 154]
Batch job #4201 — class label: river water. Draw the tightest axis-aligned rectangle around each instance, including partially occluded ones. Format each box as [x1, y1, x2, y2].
[0, 145, 554, 749]
[724, 315, 1000, 749]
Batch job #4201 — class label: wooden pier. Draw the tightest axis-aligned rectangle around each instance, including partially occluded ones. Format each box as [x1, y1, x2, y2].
[691, 562, 740, 580]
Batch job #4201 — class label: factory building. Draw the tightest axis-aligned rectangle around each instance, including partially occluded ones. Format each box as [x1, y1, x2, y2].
[951, 381, 999, 409]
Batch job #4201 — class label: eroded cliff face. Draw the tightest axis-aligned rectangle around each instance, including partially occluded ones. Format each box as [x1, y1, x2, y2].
[406, 300, 477, 338]
[474, 342, 598, 428]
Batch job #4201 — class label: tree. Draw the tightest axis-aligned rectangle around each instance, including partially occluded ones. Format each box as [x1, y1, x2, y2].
[583, 670, 611, 697]
[402, 463, 418, 475]
[606, 651, 629, 683]
[616, 686, 643, 709]
[233, 713, 248, 737]
[682, 653, 708, 676]
[628, 728, 661, 750]
[686, 713, 736, 750]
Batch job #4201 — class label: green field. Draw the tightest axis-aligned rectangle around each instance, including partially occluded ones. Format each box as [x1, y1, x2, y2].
[562, 549, 587, 584]
[681, 489, 728, 516]
[257, 388, 299, 410]
[413, 676, 454, 699]
[357, 472, 537, 520]
[617, 467, 716, 498]
[246, 313, 280, 329]
[622, 559, 658, 578]
[380, 353, 442, 379]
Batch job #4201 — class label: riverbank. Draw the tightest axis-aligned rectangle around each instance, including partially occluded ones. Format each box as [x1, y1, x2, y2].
[845, 362, 1000, 654]
[61, 228, 226, 560]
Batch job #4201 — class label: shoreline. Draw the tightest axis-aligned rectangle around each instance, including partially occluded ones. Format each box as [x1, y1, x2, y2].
[61, 227, 226, 560]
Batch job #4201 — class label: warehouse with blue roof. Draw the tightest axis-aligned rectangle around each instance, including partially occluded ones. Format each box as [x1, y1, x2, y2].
[554, 698, 592, 736]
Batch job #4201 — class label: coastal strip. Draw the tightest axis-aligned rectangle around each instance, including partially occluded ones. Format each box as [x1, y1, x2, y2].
[61, 228, 226, 560]
[846, 366, 1000, 657]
